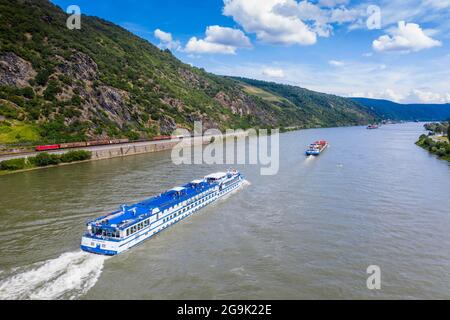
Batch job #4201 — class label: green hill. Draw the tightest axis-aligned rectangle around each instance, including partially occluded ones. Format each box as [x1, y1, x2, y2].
[232, 77, 379, 128]
[352, 98, 450, 121]
[0, 0, 377, 145]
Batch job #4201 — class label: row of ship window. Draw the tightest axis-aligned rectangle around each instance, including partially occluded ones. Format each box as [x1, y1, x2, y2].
[219, 182, 238, 195]
[96, 229, 121, 239]
[161, 192, 217, 217]
[126, 218, 151, 237]
[222, 178, 238, 188]
[162, 193, 217, 223]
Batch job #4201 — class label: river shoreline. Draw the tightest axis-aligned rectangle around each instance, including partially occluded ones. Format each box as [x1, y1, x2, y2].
[416, 135, 450, 162]
[0, 131, 249, 176]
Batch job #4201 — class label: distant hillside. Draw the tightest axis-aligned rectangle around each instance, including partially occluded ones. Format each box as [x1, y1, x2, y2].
[352, 98, 450, 121]
[0, 0, 378, 145]
[231, 77, 379, 128]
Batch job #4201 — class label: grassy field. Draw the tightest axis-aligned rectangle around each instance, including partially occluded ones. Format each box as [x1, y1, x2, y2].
[0, 120, 41, 144]
[242, 85, 286, 103]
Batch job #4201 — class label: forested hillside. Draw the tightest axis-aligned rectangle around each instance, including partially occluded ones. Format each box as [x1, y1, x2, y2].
[352, 98, 450, 121]
[232, 77, 379, 128]
[0, 0, 378, 146]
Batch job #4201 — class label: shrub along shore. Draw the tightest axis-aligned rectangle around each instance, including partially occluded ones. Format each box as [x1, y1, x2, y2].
[0, 150, 92, 173]
[416, 135, 450, 162]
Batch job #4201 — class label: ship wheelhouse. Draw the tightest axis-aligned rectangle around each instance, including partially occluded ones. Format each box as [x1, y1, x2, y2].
[205, 172, 227, 184]
[87, 224, 121, 240]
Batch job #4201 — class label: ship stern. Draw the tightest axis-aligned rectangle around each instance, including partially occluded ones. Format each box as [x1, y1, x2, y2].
[81, 236, 119, 256]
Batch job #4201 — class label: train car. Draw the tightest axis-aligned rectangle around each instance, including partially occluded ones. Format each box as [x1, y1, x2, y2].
[36, 138, 132, 153]
[59, 142, 88, 149]
[35, 144, 60, 152]
[171, 134, 189, 140]
[152, 135, 172, 141]
[109, 139, 130, 145]
[86, 140, 111, 147]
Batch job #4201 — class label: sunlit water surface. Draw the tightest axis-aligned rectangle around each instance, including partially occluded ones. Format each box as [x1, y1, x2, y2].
[0, 123, 449, 299]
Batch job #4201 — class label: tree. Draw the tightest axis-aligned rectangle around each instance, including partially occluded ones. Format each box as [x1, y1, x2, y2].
[447, 124, 450, 140]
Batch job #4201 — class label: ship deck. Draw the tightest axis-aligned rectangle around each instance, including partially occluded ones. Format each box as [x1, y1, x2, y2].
[89, 180, 215, 230]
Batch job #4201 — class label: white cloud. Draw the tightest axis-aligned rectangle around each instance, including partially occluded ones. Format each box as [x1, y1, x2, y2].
[209, 54, 450, 104]
[349, 89, 405, 102]
[351, 89, 450, 103]
[184, 25, 251, 54]
[377, 0, 450, 28]
[223, 0, 317, 45]
[446, 93, 450, 103]
[378, 89, 406, 102]
[329, 60, 345, 66]
[154, 29, 181, 51]
[223, 0, 431, 46]
[203, 25, 252, 48]
[329, 6, 360, 24]
[271, 0, 363, 38]
[262, 68, 285, 78]
[274, 0, 334, 37]
[373, 21, 442, 53]
[154, 29, 172, 43]
[318, 0, 349, 7]
[185, 38, 237, 54]
[409, 89, 446, 103]
[423, 0, 450, 10]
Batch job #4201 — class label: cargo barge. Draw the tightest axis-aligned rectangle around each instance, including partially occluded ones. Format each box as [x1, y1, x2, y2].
[81, 170, 245, 256]
[306, 140, 328, 156]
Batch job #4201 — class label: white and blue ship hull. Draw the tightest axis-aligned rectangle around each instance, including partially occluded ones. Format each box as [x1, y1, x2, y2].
[81, 172, 244, 256]
[305, 150, 321, 156]
[305, 141, 328, 156]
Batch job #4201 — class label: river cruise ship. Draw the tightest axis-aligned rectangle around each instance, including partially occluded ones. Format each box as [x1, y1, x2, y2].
[81, 170, 245, 255]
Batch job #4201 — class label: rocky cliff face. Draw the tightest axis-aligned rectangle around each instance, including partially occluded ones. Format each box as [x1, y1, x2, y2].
[0, 52, 36, 88]
[0, 0, 377, 145]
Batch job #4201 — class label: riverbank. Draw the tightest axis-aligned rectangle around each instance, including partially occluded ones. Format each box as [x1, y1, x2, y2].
[0, 150, 92, 176]
[0, 132, 249, 176]
[416, 134, 450, 162]
[0, 157, 94, 176]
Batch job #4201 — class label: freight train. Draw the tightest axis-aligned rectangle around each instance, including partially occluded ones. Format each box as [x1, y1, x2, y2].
[35, 135, 185, 152]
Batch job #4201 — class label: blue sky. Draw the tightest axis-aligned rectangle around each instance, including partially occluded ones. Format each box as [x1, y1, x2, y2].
[51, 0, 450, 104]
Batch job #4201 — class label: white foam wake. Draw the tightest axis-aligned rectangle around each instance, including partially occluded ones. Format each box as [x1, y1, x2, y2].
[0, 251, 108, 300]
